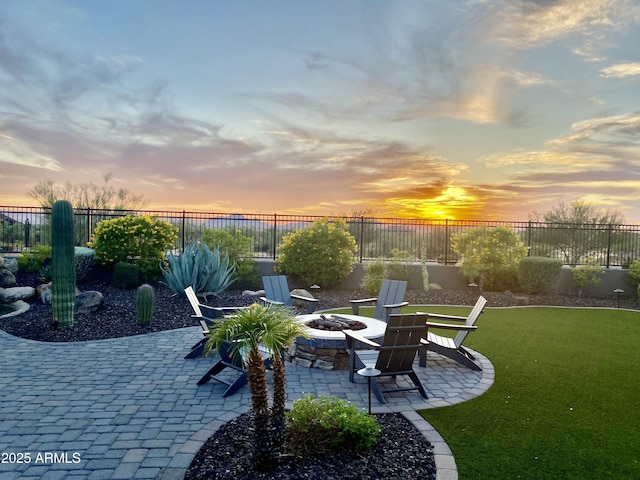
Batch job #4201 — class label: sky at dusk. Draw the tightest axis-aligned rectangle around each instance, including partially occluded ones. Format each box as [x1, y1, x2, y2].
[1, 0, 640, 222]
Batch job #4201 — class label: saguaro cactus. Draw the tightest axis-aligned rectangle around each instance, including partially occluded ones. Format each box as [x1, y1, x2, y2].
[51, 200, 76, 329]
[136, 283, 154, 326]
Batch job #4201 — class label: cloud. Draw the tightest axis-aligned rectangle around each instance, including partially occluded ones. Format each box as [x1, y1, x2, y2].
[476, 112, 640, 219]
[490, 0, 640, 50]
[600, 62, 640, 78]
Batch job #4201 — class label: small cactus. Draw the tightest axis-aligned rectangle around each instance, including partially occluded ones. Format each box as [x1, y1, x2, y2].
[136, 283, 154, 326]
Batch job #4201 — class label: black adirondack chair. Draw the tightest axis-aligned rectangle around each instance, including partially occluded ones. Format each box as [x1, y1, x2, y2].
[344, 312, 429, 404]
[350, 279, 409, 321]
[195, 320, 274, 397]
[418, 296, 487, 371]
[184, 286, 247, 359]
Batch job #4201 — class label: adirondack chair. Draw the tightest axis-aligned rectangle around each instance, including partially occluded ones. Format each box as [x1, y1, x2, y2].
[418, 296, 487, 371]
[184, 286, 248, 359]
[195, 319, 274, 397]
[344, 312, 429, 404]
[350, 279, 409, 321]
[260, 275, 319, 314]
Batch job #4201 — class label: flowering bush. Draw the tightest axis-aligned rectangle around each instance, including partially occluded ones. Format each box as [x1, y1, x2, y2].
[88, 215, 178, 281]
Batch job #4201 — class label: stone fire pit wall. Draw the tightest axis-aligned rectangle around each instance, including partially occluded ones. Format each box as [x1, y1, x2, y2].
[286, 314, 387, 370]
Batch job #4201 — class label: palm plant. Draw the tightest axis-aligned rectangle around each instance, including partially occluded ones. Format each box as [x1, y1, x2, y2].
[203, 303, 309, 470]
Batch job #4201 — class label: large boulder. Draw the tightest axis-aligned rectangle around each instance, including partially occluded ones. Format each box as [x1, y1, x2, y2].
[0, 286, 35, 303]
[0, 268, 16, 288]
[75, 291, 104, 315]
[1, 256, 19, 274]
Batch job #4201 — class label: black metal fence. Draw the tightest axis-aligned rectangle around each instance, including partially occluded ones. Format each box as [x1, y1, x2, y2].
[2, 205, 640, 267]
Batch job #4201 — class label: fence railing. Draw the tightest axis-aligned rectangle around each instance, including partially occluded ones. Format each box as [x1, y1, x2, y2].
[2, 205, 640, 267]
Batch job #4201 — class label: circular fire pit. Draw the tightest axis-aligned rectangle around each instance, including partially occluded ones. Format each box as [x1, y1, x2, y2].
[288, 314, 386, 370]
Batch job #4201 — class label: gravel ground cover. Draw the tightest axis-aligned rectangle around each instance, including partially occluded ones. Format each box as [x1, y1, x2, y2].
[3, 272, 638, 479]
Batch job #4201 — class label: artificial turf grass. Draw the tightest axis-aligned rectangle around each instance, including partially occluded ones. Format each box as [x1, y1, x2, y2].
[328, 305, 640, 479]
[414, 306, 640, 480]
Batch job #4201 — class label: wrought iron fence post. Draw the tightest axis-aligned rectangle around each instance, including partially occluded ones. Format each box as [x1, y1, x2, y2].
[359, 216, 364, 263]
[444, 218, 449, 265]
[181, 210, 186, 252]
[87, 207, 92, 245]
[606, 223, 612, 268]
[273, 213, 277, 260]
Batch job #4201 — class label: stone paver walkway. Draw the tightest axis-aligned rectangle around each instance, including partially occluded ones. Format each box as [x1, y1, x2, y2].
[0, 326, 493, 480]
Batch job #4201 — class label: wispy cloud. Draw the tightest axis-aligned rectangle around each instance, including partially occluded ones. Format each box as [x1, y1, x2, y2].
[600, 62, 640, 78]
[490, 0, 639, 50]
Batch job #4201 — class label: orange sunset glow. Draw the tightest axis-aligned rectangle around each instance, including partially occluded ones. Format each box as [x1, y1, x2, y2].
[1, 2, 640, 223]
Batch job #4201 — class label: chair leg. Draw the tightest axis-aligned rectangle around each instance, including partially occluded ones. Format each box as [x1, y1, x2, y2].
[408, 371, 429, 399]
[418, 345, 427, 367]
[185, 339, 206, 359]
[222, 372, 248, 397]
[196, 360, 228, 386]
[371, 379, 387, 404]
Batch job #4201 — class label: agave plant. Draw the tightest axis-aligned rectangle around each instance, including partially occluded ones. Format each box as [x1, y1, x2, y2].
[160, 240, 236, 298]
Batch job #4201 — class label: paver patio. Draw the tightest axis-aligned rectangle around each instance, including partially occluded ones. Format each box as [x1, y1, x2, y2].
[0, 326, 493, 480]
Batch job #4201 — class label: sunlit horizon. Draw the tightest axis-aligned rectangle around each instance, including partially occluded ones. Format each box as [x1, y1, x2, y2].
[2, 1, 640, 223]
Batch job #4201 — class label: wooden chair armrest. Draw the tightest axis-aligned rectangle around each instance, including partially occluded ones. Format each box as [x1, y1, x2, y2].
[343, 329, 381, 349]
[425, 321, 478, 331]
[383, 301, 409, 309]
[418, 312, 468, 322]
[259, 297, 285, 306]
[350, 297, 378, 304]
[290, 294, 319, 303]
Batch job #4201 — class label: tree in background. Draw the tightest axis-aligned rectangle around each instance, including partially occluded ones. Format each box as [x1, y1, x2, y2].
[28, 173, 147, 210]
[529, 200, 624, 266]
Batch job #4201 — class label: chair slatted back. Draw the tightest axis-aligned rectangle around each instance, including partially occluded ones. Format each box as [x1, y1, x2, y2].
[185, 286, 203, 317]
[453, 296, 487, 347]
[262, 275, 292, 308]
[376, 313, 428, 373]
[374, 279, 407, 321]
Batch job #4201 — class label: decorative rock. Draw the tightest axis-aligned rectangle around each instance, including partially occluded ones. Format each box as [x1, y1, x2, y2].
[0, 286, 35, 303]
[39, 282, 53, 304]
[2, 256, 19, 274]
[312, 359, 335, 370]
[75, 291, 104, 315]
[0, 268, 16, 288]
[0, 300, 30, 319]
[242, 289, 265, 297]
[290, 289, 316, 309]
[293, 357, 313, 368]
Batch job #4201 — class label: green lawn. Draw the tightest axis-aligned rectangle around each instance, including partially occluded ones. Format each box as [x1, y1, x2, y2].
[418, 306, 640, 480]
[330, 305, 640, 479]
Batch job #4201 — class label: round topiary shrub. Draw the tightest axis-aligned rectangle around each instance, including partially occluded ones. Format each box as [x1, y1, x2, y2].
[285, 394, 379, 457]
[276, 218, 357, 288]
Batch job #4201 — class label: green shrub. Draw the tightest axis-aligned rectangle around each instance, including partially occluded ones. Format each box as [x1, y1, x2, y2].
[452, 225, 527, 291]
[17, 245, 51, 273]
[361, 259, 386, 296]
[136, 283, 154, 326]
[571, 256, 603, 296]
[386, 249, 413, 281]
[276, 218, 357, 288]
[74, 247, 95, 281]
[518, 257, 562, 294]
[628, 259, 640, 285]
[285, 394, 379, 457]
[160, 240, 235, 297]
[201, 228, 260, 289]
[113, 261, 141, 289]
[88, 215, 178, 281]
